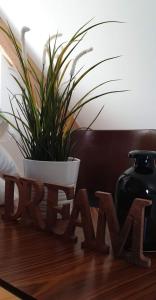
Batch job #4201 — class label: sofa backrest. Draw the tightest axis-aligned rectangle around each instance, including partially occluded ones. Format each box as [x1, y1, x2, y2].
[71, 130, 156, 200]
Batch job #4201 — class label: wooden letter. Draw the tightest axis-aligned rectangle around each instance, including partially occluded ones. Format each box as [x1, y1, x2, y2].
[19, 177, 45, 229]
[3, 174, 21, 221]
[45, 183, 74, 233]
[96, 192, 152, 267]
[64, 189, 95, 246]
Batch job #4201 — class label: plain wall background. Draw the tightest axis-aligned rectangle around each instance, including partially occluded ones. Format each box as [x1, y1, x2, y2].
[0, 0, 156, 130]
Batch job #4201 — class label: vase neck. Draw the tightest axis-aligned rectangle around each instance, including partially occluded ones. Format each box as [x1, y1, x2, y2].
[134, 156, 155, 173]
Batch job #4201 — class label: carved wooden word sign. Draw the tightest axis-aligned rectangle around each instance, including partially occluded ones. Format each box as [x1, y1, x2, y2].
[2, 174, 152, 268]
[3, 174, 74, 230]
[64, 190, 152, 268]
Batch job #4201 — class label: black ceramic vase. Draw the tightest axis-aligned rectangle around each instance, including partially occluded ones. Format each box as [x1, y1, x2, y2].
[115, 150, 156, 251]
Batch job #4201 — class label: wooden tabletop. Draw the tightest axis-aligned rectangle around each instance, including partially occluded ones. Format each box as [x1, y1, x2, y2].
[0, 209, 156, 300]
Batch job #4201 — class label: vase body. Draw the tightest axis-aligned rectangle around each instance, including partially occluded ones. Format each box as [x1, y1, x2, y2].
[115, 150, 156, 251]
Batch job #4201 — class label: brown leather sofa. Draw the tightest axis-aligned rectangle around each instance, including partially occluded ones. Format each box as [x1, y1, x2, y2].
[71, 129, 156, 205]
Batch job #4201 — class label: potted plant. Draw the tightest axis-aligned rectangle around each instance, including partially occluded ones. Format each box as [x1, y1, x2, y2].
[0, 20, 125, 189]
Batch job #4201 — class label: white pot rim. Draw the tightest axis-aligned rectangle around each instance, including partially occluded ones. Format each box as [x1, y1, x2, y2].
[23, 157, 80, 164]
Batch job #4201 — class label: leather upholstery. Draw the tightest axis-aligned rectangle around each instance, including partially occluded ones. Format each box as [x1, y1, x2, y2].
[71, 130, 156, 205]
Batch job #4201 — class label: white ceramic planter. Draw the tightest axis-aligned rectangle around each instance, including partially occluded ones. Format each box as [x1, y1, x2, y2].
[23, 157, 80, 213]
[23, 157, 80, 186]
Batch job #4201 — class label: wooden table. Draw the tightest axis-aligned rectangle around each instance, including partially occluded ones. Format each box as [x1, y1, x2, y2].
[0, 209, 156, 300]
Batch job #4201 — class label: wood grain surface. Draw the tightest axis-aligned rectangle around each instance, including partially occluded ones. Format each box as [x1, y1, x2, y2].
[0, 208, 156, 300]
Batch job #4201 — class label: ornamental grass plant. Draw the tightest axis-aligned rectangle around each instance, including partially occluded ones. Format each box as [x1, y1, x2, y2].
[0, 20, 126, 161]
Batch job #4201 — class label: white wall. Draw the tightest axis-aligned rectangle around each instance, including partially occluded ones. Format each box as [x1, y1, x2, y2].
[0, 0, 156, 129]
